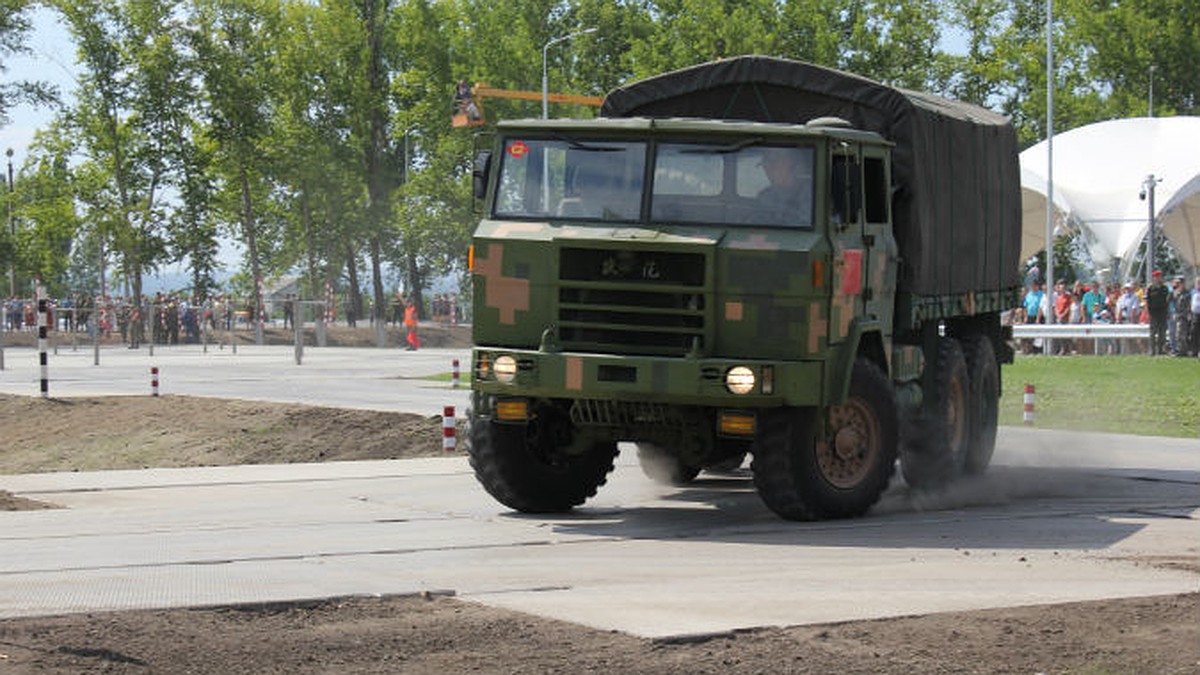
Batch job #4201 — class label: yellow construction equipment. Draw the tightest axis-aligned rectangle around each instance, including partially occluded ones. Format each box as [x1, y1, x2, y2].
[452, 82, 603, 127]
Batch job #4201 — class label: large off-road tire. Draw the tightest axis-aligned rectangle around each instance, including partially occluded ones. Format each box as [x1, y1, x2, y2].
[467, 404, 617, 513]
[961, 333, 999, 475]
[636, 443, 701, 486]
[901, 337, 970, 489]
[751, 358, 898, 520]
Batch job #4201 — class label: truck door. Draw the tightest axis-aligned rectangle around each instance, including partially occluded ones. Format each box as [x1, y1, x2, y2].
[829, 150, 867, 345]
[860, 150, 897, 333]
[830, 148, 896, 335]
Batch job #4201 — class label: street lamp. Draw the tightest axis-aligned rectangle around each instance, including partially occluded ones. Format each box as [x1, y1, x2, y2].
[1140, 174, 1160, 286]
[542, 28, 597, 119]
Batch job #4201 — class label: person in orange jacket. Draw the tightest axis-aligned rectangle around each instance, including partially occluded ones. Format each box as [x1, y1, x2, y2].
[403, 296, 420, 351]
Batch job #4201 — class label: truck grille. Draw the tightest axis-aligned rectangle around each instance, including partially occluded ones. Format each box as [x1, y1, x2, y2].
[558, 247, 708, 356]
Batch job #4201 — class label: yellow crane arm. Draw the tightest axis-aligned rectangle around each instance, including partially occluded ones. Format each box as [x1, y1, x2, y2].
[453, 82, 603, 127]
[472, 85, 603, 107]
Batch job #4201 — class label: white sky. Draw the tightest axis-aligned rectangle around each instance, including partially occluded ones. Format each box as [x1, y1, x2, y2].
[1, 7, 75, 164]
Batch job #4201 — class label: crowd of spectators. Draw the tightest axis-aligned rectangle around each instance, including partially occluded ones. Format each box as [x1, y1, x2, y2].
[1013, 267, 1200, 357]
[2, 293, 260, 347]
[4, 290, 469, 348]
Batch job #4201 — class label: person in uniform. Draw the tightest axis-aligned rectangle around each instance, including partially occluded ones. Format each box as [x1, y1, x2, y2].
[1144, 270, 1169, 356]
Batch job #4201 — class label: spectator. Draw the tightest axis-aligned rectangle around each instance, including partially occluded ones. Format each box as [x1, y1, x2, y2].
[1094, 305, 1116, 355]
[1190, 277, 1200, 357]
[1023, 282, 1044, 324]
[1053, 279, 1072, 354]
[1169, 276, 1188, 355]
[403, 296, 420, 351]
[1145, 270, 1169, 356]
[1081, 282, 1105, 323]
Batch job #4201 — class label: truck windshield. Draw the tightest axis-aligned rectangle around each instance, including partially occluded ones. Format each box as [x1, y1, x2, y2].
[494, 139, 646, 221]
[493, 137, 815, 229]
[652, 143, 815, 228]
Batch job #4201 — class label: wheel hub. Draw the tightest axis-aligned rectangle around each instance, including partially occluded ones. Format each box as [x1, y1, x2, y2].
[818, 401, 878, 489]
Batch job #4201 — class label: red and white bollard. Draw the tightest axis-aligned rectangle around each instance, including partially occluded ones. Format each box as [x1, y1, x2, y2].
[151, 366, 160, 397]
[1023, 383, 1035, 426]
[451, 359, 460, 389]
[442, 405, 456, 452]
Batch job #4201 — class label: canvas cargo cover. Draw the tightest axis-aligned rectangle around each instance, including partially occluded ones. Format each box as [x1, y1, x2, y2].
[601, 55, 1022, 298]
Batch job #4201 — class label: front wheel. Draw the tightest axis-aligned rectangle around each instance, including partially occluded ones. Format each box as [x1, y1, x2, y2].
[468, 402, 617, 513]
[751, 358, 898, 520]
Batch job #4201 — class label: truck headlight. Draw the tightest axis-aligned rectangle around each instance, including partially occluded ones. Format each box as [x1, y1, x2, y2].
[725, 366, 756, 395]
[494, 355, 518, 383]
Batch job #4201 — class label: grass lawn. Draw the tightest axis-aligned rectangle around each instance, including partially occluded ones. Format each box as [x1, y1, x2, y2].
[1000, 354, 1200, 438]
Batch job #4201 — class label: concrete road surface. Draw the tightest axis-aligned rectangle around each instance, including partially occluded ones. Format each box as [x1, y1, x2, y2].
[0, 343, 472, 416]
[0, 343, 1197, 638]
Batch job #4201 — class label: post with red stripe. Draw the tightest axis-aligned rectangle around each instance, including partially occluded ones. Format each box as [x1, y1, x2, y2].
[151, 366, 160, 397]
[451, 359, 460, 389]
[442, 405, 456, 452]
[1023, 383, 1035, 426]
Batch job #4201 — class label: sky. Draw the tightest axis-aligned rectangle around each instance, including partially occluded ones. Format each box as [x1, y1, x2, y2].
[1, 7, 74, 165]
[2, 7, 244, 288]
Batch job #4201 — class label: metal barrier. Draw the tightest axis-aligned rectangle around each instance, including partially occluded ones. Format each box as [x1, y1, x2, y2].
[1012, 323, 1149, 355]
[1011, 324, 1149, 339]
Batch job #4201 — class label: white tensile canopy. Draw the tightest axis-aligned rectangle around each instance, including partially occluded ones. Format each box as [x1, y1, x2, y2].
[1019, 116, 1200, 274]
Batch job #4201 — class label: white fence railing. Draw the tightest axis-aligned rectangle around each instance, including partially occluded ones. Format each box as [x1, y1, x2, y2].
[1011, 324, 1149, 339]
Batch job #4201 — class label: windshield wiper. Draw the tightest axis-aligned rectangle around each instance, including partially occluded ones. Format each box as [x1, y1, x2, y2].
[551, 135, 625, 152]
[679, 137, 765, 154]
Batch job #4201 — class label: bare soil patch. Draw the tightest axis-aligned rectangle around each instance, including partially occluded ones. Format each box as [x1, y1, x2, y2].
[0, 392, 1196, 674]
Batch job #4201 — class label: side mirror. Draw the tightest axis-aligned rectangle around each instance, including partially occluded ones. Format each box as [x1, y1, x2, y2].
[473, 150, 492, 202]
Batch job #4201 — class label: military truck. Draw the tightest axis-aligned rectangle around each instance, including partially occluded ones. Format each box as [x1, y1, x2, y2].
[465, 56, 1022, 521]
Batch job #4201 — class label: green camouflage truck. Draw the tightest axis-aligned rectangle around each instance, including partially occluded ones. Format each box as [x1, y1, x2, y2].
[466, 56, 1022, 520]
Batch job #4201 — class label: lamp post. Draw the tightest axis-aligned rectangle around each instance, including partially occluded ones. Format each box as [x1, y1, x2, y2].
[1140, 174, 1160, 287]
[6, 148, 13, 298]
[1044, 0, 1056, 352]
[541, 28, 597, 119]
[1148, 64, 1156, 117]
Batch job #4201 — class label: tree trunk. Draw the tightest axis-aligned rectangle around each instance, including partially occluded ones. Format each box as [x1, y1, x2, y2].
[405, 250, 424, 318]
[239, 166, 264, 345]
[370, 237, 386, 346]
[345, 243, 361, 328]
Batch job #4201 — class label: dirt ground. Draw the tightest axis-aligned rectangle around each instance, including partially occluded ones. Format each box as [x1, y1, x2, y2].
[1, 391, 1198, 673]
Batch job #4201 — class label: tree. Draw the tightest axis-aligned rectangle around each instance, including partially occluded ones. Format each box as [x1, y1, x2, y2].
[190, 0, 282, 343]
[1062, 0, 1199, 117]
[54, 0, 189, 331]
[0, 0, 58, 128]
[19, 131, 78, 295]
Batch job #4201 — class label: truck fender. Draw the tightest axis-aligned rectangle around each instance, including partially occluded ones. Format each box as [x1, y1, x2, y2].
[828, 319, 886, 405]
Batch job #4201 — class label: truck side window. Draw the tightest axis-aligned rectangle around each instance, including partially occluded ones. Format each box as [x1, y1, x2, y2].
[863, 157, 888, 223]
[831, 155, 862, 224]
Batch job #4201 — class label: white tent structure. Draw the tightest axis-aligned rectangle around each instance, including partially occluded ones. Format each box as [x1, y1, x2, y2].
[1019, 117, 1200, 278]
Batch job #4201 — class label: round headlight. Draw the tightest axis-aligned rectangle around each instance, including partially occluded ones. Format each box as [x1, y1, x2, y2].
[725, 366, 756, 395]
[494, 355, 518, 383]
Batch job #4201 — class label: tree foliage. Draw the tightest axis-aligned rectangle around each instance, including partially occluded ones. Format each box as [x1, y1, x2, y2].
[1, 0, 1193, 302]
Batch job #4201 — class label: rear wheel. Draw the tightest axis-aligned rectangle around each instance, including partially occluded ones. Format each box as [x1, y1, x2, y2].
[752, 358, 898, 520]
[467, 402, 617, 513]
[962, 334, 999, 474]
[901, 337, 970, 489]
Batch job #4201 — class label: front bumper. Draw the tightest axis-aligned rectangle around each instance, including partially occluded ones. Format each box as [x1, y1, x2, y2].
[471, 347, 823, 408]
